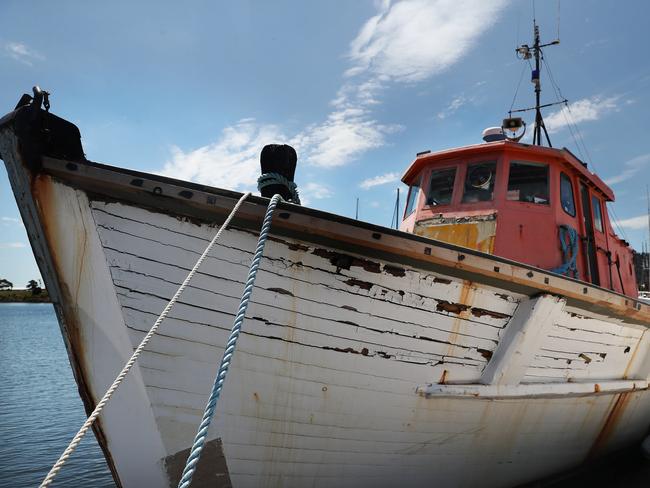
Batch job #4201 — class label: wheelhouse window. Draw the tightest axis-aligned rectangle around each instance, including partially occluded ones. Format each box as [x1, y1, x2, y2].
[592, 195, 603, 232]
[507, 161, 549, 204]
[462, 161, 496, 203]
[404, 182, 420, 217]
[426, 168, 456, 205]
[560, 172, 576, 216]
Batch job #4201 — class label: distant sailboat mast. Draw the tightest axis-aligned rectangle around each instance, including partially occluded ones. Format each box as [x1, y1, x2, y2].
[646, 185, 650, 290]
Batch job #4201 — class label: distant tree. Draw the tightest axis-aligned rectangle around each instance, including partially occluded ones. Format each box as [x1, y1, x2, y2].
[0, 278, 13, 290]
[26, 279, 42, 295]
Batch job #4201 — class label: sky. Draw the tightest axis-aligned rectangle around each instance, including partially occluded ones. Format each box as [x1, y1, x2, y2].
[1, 0, 649, 288]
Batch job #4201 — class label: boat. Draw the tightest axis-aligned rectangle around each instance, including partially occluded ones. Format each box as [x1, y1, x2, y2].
[2, 22, 650, 488]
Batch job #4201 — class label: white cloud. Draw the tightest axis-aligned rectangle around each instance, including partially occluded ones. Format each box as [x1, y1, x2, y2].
[604, 153, 650, 185]
[360, 171, 400, 189]
[1, 216, 23, 226]
[299, 182, 333, 206]
[302, 182, 332, 200]
[437, 95, 470, 120]
[160, 119, 286, 191]
[0, 242, 26, 249]
[617, 215, 648, 231]
[302, 0, 507, 166]
[347, 0, 508, 83]
[296, 108, 402, 168]
[4, 42, 43, 66]
[161, 1, 508, 183]
[544, 96, 619, 134]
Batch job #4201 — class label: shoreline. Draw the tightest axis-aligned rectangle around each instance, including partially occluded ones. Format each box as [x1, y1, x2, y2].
[0, 290, 51, 303]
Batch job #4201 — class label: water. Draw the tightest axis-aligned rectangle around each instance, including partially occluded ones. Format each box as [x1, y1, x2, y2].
[0, 303, 115, 487]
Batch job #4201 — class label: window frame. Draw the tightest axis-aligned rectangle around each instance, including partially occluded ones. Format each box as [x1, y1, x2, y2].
[425, 165, 458, 207]
[403, 178, 422, 218]
[559, 171, 576, 217]
[505, 160, 550, 206]
[592, 194, 604, 233]
[460, 160, 498, 204]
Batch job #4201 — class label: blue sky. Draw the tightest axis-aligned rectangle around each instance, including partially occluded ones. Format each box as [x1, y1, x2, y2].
[1, 0, 649, 288]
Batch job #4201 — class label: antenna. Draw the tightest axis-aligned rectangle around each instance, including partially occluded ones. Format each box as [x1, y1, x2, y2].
[511, 20, 561, 146]
[355, 197, 359, 220]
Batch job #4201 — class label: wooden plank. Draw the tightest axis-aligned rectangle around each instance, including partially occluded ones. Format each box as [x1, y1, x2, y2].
[92, 202, 522, 317]
[480, 295, 565, 385]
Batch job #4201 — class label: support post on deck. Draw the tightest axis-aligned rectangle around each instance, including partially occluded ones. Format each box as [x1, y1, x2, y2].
[480, 294, 565, 386]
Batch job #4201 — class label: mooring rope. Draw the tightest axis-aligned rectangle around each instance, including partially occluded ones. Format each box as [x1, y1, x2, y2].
[550, 224, 579, 278]
[177, 193, 282, 488]
[39, 192, 253, 488]
[257, 172, 300, 204]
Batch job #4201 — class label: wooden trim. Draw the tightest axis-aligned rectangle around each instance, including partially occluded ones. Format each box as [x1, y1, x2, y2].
[480, 295, 565, 385]
[39, 156, 650, 324]
[417, 380, 648, 399]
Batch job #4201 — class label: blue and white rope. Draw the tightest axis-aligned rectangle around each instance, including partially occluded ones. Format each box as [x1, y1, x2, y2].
[257, 172, 300, 204]
[39, 192, 252, 488]
[177, 193, 282, 488]
[551, 224, 579, 278]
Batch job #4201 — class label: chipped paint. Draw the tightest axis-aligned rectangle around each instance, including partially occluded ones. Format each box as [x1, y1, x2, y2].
[3, 126, 650, 487]
[414, 214, 497, 253]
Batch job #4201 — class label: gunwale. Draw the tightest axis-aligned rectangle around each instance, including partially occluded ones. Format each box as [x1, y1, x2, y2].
[32, 153, 650, 325]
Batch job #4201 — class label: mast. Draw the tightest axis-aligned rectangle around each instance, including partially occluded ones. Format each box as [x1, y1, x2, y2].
[647, 185, 650, 290]
[513, 21, 560, 147]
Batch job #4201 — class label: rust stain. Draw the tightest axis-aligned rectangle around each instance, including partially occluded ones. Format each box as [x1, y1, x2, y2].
[444, 280, 474, 364]
[438, 369, 449, 384]
[31, 175, 123, 487]
[587, 391, 633, 459]
[622, 330, 645, 379]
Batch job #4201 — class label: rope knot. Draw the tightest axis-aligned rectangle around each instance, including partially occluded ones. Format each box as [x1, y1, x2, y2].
[257, 172, 300, 205]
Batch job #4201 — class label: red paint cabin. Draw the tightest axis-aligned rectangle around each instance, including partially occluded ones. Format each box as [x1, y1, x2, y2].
[400, 139, 638, 297]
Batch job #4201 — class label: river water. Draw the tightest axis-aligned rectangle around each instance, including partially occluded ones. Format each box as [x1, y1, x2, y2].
[0, 303, 115, 487]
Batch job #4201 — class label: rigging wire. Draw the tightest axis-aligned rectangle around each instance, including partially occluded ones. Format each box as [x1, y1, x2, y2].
[609, 203, 630, 242]
[543, 53, 597, 170]
[542, 56, 586, 161]
[557, 0, 561, 41]
[542, 50, 630, 246]
[532, 0, 536, 24]
[508, 62, 528, 115]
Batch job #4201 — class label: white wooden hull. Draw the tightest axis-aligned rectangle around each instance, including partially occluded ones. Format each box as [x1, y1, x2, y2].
[3, 129, 650, 487]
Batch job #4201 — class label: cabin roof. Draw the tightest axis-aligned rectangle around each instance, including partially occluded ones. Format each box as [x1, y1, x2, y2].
[402, 140, 615, 201]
